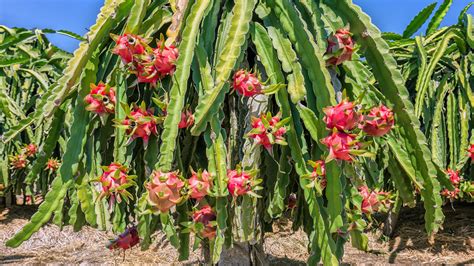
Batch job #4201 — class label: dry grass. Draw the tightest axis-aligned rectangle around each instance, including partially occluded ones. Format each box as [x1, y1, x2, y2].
[1, 203, 473, 265]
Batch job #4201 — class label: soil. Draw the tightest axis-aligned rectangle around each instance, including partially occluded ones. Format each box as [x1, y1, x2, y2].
[1, 203, 473, 265]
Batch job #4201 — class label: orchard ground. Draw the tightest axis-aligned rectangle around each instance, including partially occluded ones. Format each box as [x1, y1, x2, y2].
[1, 203, 473, 264]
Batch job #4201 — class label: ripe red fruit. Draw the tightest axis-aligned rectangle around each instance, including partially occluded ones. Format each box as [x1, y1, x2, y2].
[232, 70, 263, 97]
[153, 41, 179, 77]
[361, 105, 394, 137]
[446, 169, 461, 186]
[322, 131, 359, 161]
[112, 34, 146, 64]
[358, 186, 389, 214]
[441, 187, 460, 200]
[107, 226, 140, 250]
[188, 169, 212, 200]
[248, 113, 287, 152]
[84, 82, 116, 116]
[192, 205, 217, 239]
[121, 105, 159, 147]
[178, 110, 194, 129]
[326, 28, 354, 66]
[468, 144, 474, 161]
[146, 170, 184, 213]
[9, 154, 28, 169]
[227, 169, 252, 197]
[98, 163, 135, 206]
[23, 143, 38, 157]
[45, 158, 60, 172]
[323, 100, 360, 131]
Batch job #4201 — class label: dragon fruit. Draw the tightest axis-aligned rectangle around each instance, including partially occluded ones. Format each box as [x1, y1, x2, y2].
[446, 169, 461, 186]
[192, 205, 217, 239]
[120, 104, 159, 147]
[146, 170, 185, 213]
[84, 82, 116, 117]
[468, 144, 474, 161]
[322, 131, 359, 161]
[9, 154, 28, 169]
[227, 169, 253, 197]
[45, 158, 60, 172]
[308, 160, 327, 189]
[323, 100, 360, 131]
[287, 193, 297, 210]
[134, 53, 161, 84]
[441, 187, 460, 200]
[358, 186, 389, 214]
[23, 143, 38, 157]
[107, 226, 140, 250]
[112, 33, 146, 64]
[178, 110, 194, 129]
[98, 163, 135, 206]
[188, 169, 212, 200]
[325, 28, 354, 66]
[153, 41, 179, 77]
[247, 112, 288, 152]
[232, 69, 263, 97]
[361, 105, 394, 137]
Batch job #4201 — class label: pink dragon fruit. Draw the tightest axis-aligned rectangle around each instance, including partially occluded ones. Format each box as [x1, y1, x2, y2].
[323, 100, 360, 131]
[178, 110, 194, 129]
[107, 226, 140, 250]
[325, 28, 354, 66]
[98, 163, 135, 206]
[9, 154, 28, 169]
[153, 41, 179, 77]
[322, 131, 359, 161]
[441, 187, 460, 200]
[361, 105, 394, 137]
[287, 193, 297, 210]
[146, 170, 185, 213]
[45, 158, 60, 172]
[232, 69, 263, 97]
[112, 33, 146, 64]
[120, 104, 159, 147]
[134, 54, 161, 84]
[227, 169, 253, 197]
[247, 112, 288, 152]
[358, 186, 389, 214]
[188, 169, 212, 200]
[84, 82, 116, 116]
[468, 144, 474, 161]
[446, 169, 461, 186]
[23, 143, 38, 157]
[192, 205, 217, 239]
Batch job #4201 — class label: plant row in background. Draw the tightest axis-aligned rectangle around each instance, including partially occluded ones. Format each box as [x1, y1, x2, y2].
[1, 0, 473, 264]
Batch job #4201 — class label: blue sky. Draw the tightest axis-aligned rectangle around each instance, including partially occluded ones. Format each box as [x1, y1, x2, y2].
[0, 0, 472, 52]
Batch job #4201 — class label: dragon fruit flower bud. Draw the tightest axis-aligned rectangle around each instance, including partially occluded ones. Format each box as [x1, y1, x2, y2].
[23, 143, 38, 157]
[120, 104, 159, 147]
[146, 170, 185, 213]
[446, 169, 461, 186]
[247, 112, 288, 152]
[188, 169, 212, 200]
[322, 131, 359, 161]
[112, 33, 146, 64]
[45, 158, 60, 172]
[9, 154, 28, 169]
[361, 105, 394, 137]
[325, 28, 354, 66]
[232, 69, 263, 97]
[84, 82, 116, 116]
[323, 99, 360, 131]
[192, 205, 217, 239]
[178, 110, 194, 129]
[153, 41, 179, 77]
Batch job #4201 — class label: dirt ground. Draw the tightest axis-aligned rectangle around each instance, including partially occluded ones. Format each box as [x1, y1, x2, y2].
[1, 203, 473, 265]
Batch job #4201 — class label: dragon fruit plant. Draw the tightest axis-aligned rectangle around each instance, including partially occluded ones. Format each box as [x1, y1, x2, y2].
[4, 1, 473, 265]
